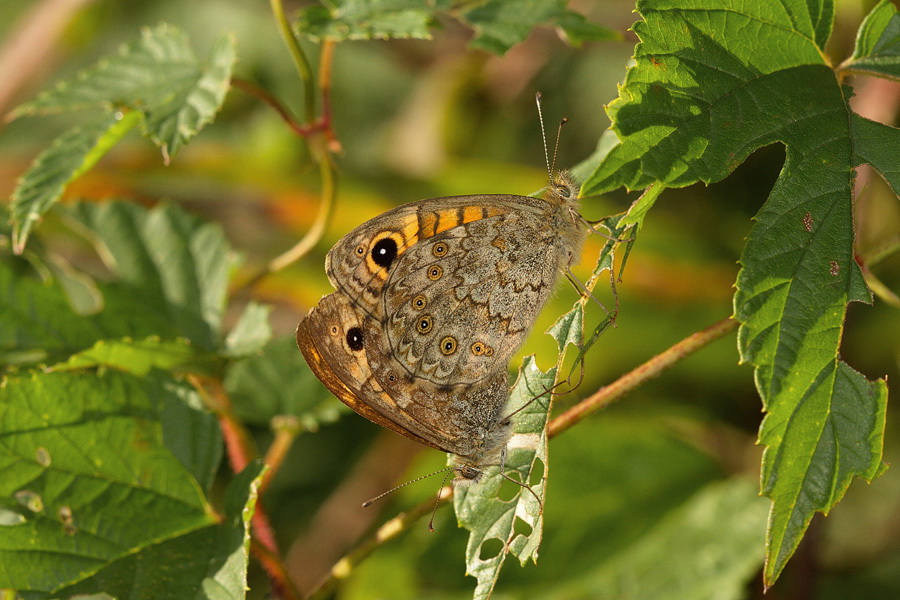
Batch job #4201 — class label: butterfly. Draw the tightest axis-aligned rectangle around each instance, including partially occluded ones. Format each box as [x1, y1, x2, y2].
[296, 169, 585, 481]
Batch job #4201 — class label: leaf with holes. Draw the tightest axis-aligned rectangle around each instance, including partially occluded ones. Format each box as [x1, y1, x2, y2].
[582, 0, 893, 585]
[454, 356, 554, 600]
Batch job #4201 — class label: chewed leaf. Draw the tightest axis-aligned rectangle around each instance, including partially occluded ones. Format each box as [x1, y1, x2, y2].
[455, 357, 555, 600]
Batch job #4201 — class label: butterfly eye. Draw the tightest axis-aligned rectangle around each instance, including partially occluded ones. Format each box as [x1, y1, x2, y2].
[416, 315, 433, 334]
[432, 242, 449, 257]
[371, 238, 398, 269]
[345, 327, 364, 351]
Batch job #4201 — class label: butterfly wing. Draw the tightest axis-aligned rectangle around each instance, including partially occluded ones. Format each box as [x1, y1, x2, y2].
[296, 291, 510, 458]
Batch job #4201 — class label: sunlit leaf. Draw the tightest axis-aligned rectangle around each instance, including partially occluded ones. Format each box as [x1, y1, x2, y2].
[0, 370, 214, 595]
[47, 462, 264, 600]
[9, 112, 140, 254]
[582, 0, 892, 585]
[12, 24, 236, 161]
[223, 301, 273, 357]
[455, 356, 554, 600]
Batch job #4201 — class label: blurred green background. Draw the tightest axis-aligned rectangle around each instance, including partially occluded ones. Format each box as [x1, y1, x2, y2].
[2, 1, 899, 599]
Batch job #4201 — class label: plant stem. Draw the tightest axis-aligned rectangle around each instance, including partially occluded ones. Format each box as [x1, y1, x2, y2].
[307, 487, 453, 600]
[548, 316, 738, 438]
[270, 0, 315, 123]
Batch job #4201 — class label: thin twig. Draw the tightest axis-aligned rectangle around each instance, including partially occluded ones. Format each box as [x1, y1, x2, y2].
[549, 316, 738, 438]
[307, 487, 454, 600]
[252, 539, 304, 600]
[261, 416, 302, 495]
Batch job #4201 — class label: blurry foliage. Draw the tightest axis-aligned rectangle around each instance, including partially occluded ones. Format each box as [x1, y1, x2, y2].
[1, 0, 899, 599]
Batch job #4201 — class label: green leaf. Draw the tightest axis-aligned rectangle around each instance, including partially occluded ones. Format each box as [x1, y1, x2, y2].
[52, 337, 217, 376]
[846, 0, 900, 79]
[460, 0, 614, 55]
[580, 0, 891, 586]
[546, 303, 583, 355]
[567, 479, 769, 600]
[12, 24, 236, 162]
[64, 201, 236, 351]
[455, 356, 554, 600]
[0, 370, 215, 595]
[295, 0, 440, 42]
[10, 112, 141, 254]
[160, 378, 224, 495]
[851, 113, 900, 195]
[225, 335, 343, 428]
[47, 461, 264, 600]
[223, 301, 273, 357]
[0, 256, 105, 365]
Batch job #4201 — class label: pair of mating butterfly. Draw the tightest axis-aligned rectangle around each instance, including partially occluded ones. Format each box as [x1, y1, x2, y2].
[296, 96, 589, 500]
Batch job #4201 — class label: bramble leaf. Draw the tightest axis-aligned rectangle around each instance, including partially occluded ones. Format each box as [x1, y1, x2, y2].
[225, 335, 342, 428]
[582, 0, 892, 585]
[9, 112, 140, 254]
[64, 201, 236, 352]
[12, 24, 236, 162]
[0, 370, 216, 595]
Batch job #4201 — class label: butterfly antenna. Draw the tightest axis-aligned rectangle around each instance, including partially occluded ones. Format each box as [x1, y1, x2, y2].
[427, 472, 455, 532]
[362, 466, 455, 508]
[535, 92, 552, 182]
[552, 117, 568, 177]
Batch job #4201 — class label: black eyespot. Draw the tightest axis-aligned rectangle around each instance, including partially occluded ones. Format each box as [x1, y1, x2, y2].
[427, 265, 443, 280]
[440, 336, 457, 355]
[416, 315, 433, 334]
[346, 327, 364, 351]
[432, 242, 449, 257]
[412, 294, 427, 309]
[371, 238, 398, 269]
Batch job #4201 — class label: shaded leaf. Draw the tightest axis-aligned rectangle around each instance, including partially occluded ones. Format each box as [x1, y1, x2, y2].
[460, 0, 614, 55]
[581, 0, 891, 585]
[295, 0, 440, 42]
[224, 335, 343, 428]
[567, 479, 769, 600]
[64, 201, 236, 352]
[0, 256, 105, 365]
[12, 24, 236, 161]
[455, 356, 554, 600]
[10, 112, 140, 254]
[223, 301, 273, 357]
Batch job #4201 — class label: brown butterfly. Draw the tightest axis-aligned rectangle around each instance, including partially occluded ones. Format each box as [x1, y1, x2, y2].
[296, 169, 585, 481]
